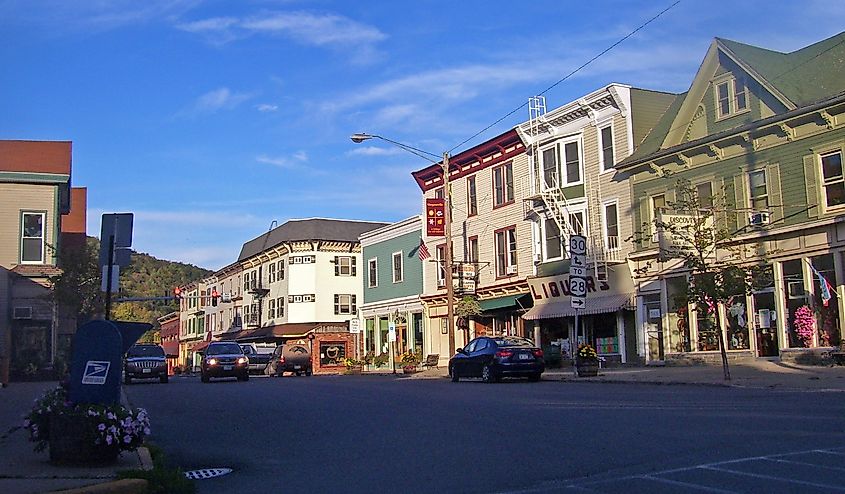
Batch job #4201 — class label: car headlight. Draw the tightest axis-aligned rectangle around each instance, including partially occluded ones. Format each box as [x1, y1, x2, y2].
[208, 358, 218, 366]
[237, 357, 248, 365]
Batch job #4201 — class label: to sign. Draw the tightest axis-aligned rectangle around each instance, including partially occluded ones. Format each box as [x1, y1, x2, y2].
[570, 266, 586, 278]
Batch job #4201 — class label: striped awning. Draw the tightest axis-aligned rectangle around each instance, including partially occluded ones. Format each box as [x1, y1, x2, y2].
[522, 293, 634, 320]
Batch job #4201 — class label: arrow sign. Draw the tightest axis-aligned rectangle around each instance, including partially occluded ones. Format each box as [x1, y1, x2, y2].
[571, 296, 586, 309]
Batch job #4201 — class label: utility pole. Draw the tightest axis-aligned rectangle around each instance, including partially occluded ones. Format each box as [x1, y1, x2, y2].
[443, 152, 456, 357]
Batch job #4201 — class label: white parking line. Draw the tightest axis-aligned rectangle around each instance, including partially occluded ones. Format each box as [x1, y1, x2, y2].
[764, 457, 845, 473]
[639, 474, 738, 493]
[701, 465, 845, 491]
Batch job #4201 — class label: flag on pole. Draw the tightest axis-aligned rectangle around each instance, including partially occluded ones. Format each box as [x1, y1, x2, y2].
[418, 238, 431, 261]
[806, 260, 835, 307]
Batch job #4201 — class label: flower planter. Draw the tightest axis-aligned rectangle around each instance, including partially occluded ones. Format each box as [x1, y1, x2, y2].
[48, 413, 120, 465]
[575, 361, 599, 377]
[345, 366, 363, 375]
[402, 366, 418, 374]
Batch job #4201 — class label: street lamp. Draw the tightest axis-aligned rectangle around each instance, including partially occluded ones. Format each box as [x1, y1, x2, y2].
[350, 133, 457, 358]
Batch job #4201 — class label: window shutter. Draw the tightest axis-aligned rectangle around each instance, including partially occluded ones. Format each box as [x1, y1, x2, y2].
[351, 295, 357, 315]
[334, 256, 339, 276]
[638, 198, 651, 247]
[768, 163, 783, 223]
[734, 174, 748, 229]
[803, 154, 820, 219]
[352, 257, 357, 276]
[333, 294, 339, 315]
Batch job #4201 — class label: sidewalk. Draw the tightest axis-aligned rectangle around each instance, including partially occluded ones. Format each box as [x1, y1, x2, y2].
[0, 381, 146, 494]
[407, 359, 845, 391]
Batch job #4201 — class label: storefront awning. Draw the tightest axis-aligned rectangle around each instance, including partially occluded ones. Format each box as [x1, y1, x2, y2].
[522, 293, 634, 320]
[479, 294, 529, 312]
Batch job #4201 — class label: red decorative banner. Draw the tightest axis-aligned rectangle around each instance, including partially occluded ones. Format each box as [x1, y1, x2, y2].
[426, 198, 445, 237]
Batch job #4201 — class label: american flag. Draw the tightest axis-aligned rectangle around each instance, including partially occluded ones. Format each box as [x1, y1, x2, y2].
[418, 238, 431, 261]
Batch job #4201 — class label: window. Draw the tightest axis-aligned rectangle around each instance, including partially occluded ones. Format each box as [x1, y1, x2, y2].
[495, 227, 517, 277]
[821, 150, 845, 209]
[436, 244, 446, 287]
[563, 141, 581, 184]
[603, 202, 619, 251]
[277, 297, 284, 318]
[468, 236, 479, 264]
[749, 169, 768, 210]
[434, 187, 444, 199]
[492, 162, 514, 207]
[368, 258, 378, 288]
[651, 194, 666, 241]
[268, 262, 276, 283]
[567, 211, 585, 237]
[467, 176, 478, 216]
[278, 260, 285, 280]
[392, 252, 403, 283]
[320, 342, 346, 366]
[600, 126, 615, 172]
[268, 298, 276, 319]
[335, 256, 356, 276]
[544, 219, 563, 260]
[541, 145, 559, 189]
[21, 212, 45, 263]
[715, 76, 749, 118]
[333, 294, 357, 315]
[696, 182, 713, 209]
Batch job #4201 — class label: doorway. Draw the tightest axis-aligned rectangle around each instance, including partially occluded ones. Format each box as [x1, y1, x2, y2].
[643, 294, 664, 361]
[753, 291, 779, 357]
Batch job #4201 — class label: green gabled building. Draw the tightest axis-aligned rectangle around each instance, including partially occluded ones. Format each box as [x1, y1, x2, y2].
[616, 31, 845, 364]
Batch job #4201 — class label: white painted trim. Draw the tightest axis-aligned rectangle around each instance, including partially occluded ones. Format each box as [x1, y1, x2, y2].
[392, 251, 404, 283]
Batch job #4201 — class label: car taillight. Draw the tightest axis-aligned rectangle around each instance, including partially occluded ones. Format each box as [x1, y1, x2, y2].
[279, 356, 285, 364]
[496, 350, 514, 359]
[533, 349, 544, 358]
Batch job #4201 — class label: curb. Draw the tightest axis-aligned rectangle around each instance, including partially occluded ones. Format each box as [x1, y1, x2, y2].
[51, 478, 147, 494]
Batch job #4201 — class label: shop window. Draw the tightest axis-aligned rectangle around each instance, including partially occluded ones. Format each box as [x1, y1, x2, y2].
[783, 259, 809, 348]
[320, 342, 346, 367]
[365, 318, 376, 354]
[666, 276, 690, 353]
[811, 254, 840, 347]
[592, 313, 618, 354]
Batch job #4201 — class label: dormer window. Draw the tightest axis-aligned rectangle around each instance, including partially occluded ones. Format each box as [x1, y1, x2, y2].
[715, 76, 748, 119]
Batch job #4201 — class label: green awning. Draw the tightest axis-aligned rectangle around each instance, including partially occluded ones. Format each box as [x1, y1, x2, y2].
[479, 294, 529, 312]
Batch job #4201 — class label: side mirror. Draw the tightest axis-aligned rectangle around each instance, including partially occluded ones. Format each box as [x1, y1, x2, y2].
[456, 348, 464, 354]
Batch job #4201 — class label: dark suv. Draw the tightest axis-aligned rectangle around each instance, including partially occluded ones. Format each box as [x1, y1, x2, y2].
[266, 343, 312, 376]
[124, 344, 168, 384]
[201, 342, 249, 383]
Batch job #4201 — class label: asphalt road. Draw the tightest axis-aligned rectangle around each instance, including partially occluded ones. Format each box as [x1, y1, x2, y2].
[124, 375, 845, 494]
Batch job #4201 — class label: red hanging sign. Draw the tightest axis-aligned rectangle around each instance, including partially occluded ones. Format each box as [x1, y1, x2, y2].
[426, 198, 445, 237]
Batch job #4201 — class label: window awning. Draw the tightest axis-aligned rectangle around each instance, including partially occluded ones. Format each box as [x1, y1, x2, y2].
[478, 294, 530, 312]
[522, 293, 634, 320]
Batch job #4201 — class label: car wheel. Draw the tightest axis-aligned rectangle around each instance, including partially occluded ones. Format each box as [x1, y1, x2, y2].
[528, 372, 542, 382]
[450, 365, 459, 382]
[201, 373, 209, 383]
[160, 375, 169, 384]
[481, 364, 497, 383]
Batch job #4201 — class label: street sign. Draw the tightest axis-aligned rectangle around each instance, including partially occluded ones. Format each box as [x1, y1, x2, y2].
[349, 319, 361, 334]
[101, 265, 120, 293]
[570, 296, 586, 309]
[388, 323, 397, 342]
[99, 213, 134, 267]
[569, 234, 588, 310]
[570, 265, 587, 278]
[569, 276, 587, 297]
[569, 234, 587, 256]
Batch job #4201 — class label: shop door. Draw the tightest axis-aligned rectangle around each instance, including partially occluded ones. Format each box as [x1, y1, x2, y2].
[644, 295, 664, 361]
[752, 292, 779, 357]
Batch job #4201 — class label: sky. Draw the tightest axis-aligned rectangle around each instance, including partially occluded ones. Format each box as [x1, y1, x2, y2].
[2, 0, 844, 271]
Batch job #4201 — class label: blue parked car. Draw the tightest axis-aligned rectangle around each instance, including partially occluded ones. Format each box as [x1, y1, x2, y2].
[449, 336, 545, 383]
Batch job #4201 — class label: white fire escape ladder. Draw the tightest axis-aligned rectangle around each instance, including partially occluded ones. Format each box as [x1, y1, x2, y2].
[587, 178, 610, 280]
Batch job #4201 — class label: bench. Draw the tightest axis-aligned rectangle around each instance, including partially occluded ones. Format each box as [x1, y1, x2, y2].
[421, 354, 440, 369]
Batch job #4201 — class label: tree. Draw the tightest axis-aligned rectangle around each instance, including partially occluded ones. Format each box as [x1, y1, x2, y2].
[633, 179, 767, 381]
[49, 237, 105, 325]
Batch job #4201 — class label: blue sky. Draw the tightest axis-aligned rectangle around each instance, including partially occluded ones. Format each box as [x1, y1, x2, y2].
[2, 0, 844, 271]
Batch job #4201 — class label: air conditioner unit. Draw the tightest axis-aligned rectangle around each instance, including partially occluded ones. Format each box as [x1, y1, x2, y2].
[506, 265, 517, 275]
[13, 307, 32, 320]
[749, 211, 770, 226]
[533, 253, 542, 264]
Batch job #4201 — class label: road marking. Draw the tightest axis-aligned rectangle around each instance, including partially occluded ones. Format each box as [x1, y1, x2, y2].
[764, 457, 845, 472]
[639, 475, 738, 493]
[701, 465, 845, 491]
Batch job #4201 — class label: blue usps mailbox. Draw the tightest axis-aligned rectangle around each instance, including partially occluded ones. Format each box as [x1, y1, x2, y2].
[68, 320, 151, 405]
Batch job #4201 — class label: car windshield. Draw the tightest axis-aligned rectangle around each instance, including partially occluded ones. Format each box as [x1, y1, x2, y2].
[493, 337, 534, 348]
[207, 343, 242, 356]
[127, 346, 164, 358]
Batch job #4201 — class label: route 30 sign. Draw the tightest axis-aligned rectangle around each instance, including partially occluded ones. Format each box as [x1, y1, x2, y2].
[569, 235, 588, 309]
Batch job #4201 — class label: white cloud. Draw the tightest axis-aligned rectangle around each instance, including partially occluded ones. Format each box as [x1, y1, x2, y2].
[256, 103, 279, 112]
[256, 151, 308, 169]
[176, 87, 253, 117]
[347, 146, 403, 157]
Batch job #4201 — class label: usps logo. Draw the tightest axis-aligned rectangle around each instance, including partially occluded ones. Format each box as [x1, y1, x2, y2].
[81, 361, 111, 385]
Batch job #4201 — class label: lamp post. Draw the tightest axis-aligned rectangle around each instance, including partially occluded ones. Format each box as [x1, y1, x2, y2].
[350, 133, 457, 358]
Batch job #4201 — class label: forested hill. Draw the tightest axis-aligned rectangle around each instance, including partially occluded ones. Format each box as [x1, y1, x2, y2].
[91, 237, 213, 325]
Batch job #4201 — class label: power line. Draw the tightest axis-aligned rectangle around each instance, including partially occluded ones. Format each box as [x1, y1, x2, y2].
[449, 1, 682, 154]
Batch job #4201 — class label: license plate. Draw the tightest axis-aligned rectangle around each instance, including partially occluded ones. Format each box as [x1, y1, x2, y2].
[293, 365, 301, 370]
[142, 368, 151, 373]
[223, 365, 233, 370]
[518, 354, 530, 360]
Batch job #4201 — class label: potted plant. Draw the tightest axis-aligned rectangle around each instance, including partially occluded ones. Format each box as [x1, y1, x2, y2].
[23, 382, 151, 465]
[372, 353, 389, 369]
[399, 350, 422, 373]
[575, 343, 600, 377]
[343, 357, 363, 374]
[793, 305, 815, 348]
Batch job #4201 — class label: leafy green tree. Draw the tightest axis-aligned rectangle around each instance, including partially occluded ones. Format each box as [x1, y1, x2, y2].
[634, 179, 767, 381]
[49, 237, 105, 325]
